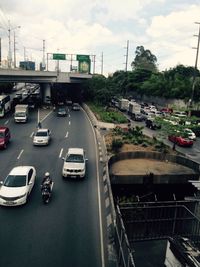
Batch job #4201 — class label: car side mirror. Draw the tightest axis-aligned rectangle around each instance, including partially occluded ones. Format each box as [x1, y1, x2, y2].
[0, 181, 3, 186]
[62, 157, 65, 160]
[85, 158, 88, 161]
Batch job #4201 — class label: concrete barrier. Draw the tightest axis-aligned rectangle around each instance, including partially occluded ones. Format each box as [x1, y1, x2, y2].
[109, 151, 200, 185]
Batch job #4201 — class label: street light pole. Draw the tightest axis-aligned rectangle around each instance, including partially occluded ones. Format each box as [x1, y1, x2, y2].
[7, 21, 20, 69]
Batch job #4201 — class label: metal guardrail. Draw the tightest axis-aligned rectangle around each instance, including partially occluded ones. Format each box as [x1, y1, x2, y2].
[115, 205, 135, 267]
[119, 200, 200, 245]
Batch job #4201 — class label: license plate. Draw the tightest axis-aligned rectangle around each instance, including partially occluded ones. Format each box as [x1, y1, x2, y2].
[5, 201, 15, 205]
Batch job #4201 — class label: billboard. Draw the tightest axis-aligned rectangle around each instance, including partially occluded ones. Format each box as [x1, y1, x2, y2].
[76, 55, 91, 74]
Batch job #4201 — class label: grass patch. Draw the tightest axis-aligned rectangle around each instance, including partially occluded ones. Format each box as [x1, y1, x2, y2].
[88, 103, 128, 123]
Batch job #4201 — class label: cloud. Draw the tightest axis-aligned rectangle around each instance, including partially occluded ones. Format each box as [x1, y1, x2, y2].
[0, 1, 199, 74]
[145, 4, 200, 70]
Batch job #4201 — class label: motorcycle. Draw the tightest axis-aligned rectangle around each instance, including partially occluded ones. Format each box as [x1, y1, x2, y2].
[41, 181, 54, 204]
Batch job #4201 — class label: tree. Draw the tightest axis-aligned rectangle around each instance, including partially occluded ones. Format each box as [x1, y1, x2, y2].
[131, 46, 158, 72]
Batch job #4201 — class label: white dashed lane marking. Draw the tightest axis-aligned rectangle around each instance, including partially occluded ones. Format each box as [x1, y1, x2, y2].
[17, 149, 24, 160]
[59, 148, 63, 158]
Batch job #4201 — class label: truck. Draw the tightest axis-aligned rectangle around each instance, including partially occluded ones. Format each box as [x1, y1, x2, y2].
[118, 98, 129, 111]
[14, 104, 29, 123]
[128, 102, 143, 121]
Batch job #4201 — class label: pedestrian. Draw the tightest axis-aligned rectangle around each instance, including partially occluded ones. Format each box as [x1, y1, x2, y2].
[38, 121, 42, 129]
[173, 142, 176, 151]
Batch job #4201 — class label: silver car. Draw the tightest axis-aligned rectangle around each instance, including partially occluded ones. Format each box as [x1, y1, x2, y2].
[33, 128, 51, 146]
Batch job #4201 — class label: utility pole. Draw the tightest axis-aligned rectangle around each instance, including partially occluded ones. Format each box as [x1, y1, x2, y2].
[124, 40, 129, 72]
[13, 31, 17, 68]
[101, 52, 103, 75]
[8, 20, 12, 68]
[42, 39, 45, 70]
[7, 20, 20, 68]
[24, 47, 26, 61]
[189, 22, 200, 110]
[46, 53, 49, 71]
[70, 54, 73, 72]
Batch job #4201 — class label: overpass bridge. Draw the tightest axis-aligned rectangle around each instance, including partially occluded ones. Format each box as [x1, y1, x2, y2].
[0, 69, 93, 103]
[0, 69, 92, 83]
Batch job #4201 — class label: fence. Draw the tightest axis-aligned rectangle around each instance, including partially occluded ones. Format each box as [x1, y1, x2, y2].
[119, 200, 200, 246]
[114, 205, 135, 267]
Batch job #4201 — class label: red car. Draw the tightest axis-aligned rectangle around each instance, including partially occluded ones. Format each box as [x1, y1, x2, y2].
[168, 135, 193, 147]
[161, 108, 173, 114]
[0, 127, 11, 149]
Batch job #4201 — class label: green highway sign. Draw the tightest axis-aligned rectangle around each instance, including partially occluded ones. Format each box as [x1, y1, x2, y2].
[53, 53, 66, 60]
[76, 55, 91, 73]
[76, 55, 90, 61]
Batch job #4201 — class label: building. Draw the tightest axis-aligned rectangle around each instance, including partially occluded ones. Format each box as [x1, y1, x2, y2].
[19, 61, 35, 70]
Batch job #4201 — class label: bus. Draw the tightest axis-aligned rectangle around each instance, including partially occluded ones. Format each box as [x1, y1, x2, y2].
[0, 95, 11, 117]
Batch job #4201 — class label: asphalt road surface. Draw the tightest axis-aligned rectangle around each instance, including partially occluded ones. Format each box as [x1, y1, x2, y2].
[0, 108, 105, 267]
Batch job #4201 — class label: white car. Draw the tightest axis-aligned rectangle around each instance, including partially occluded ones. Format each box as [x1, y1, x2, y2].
[33, 128, 51, 146]
[62, 148, 87, 178]
[0, 166, 36, 206]
[184, 128, 196, 141]
[72, 103, 80, 111]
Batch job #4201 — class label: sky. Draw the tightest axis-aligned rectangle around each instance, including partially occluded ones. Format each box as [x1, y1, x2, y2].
[0, 0, 200, 76]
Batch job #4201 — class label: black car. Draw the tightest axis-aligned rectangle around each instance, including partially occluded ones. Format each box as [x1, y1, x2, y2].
[131, 113, 143, 121]
[145, 118, 161, 130]
[57, 107, 68, 117]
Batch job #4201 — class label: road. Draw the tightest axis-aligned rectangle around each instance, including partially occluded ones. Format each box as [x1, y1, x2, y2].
[132, 119, 200, 163]
[0, 108, 105, 267]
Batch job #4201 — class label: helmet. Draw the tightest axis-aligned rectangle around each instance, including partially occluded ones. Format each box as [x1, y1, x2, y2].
[45, 172, 50, 177]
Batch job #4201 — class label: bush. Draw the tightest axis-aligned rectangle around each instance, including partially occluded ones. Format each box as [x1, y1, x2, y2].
[111, 139, 123, 153]
[154, 141, 168, 153]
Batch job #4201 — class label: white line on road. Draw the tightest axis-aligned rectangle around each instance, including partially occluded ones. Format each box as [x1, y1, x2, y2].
[17, 149, 24, 160]
[69, 121, 71, 125]
[59, 148, 63, 158]
[65, 132, 68, 138]
[30, 132, 34, 138]
[38, 109, 53, 123]
[4, 120, 9, 125]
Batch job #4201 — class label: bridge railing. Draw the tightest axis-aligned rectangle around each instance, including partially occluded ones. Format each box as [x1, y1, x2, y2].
[119, 200, 200, 245]
[115, 205, 136, 267]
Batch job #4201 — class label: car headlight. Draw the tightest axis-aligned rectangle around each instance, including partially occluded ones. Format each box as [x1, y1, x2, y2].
[0, 141, 4, 145]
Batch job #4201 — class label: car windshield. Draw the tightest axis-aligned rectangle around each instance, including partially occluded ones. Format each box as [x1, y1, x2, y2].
[58, 108, 65, 112]
[16, 112, 25, 117]
[35, 131, 48, 137]
[4, 175, 27, 187]
[66, 154, 84, 163]
[0, 132, 5, 138]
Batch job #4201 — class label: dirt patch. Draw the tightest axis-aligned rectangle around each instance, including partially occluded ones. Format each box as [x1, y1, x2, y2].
[104, 131, 175, 153]
[111, 158, 195, 175]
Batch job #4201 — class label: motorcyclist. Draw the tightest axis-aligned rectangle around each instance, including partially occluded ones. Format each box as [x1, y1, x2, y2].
[41, 172, 53, 193]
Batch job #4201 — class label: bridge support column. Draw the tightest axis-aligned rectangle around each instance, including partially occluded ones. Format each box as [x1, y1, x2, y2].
[42, 83, 52, 104]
